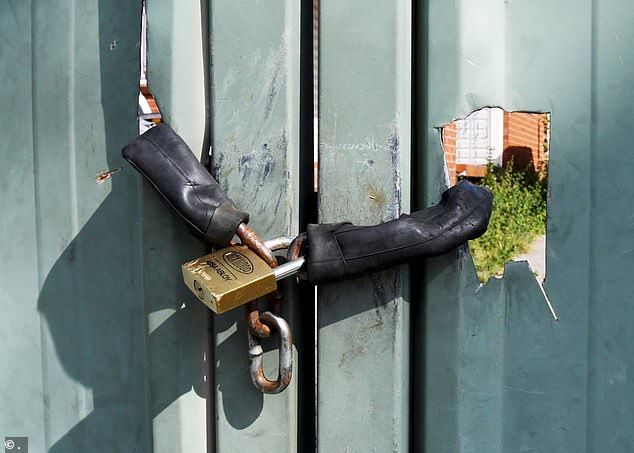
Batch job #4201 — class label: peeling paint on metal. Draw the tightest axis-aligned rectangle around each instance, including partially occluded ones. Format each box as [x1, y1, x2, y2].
[389, 126, 402, 217]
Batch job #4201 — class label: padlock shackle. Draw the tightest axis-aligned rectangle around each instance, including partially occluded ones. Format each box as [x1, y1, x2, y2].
[273, 257, 305, 280]
[265, 234, 307, 280]
[264, 236, 294, 251]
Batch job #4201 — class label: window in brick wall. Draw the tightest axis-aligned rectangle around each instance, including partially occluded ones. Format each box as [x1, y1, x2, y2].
[440, 108, 551, 284]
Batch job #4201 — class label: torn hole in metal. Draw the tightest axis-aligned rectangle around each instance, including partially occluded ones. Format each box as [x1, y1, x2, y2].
[137, 2, 162, 135]
[439, 107, 557, 320]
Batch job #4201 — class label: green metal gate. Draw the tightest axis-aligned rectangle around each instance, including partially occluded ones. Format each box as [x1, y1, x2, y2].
[2, 0, 634, 451]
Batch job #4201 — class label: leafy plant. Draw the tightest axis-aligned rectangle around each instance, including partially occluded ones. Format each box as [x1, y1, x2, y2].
[467, 160, 547, 282]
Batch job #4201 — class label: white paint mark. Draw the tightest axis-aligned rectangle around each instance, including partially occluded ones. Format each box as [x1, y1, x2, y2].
[539, 280, 559, 321]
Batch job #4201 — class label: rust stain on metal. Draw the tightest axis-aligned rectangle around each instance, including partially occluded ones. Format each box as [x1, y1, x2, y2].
[288, 232, 307, 261]
[367, 188, 387, 211]
[95, 167, 121, 184]
[237, 223, 284, 333]
[237, 223, 278, 268]
[244, 302, 270, 337]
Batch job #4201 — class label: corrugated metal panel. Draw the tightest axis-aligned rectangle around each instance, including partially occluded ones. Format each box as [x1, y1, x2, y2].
[1, 1, 149, 451]
[146, 0, 302, 451]
[2, 0, 303, 450]
[416, 0, 634, 451]
[1, 3, 45, 451]
[208, 1, 301, 451]
[317, 1, 411, 451]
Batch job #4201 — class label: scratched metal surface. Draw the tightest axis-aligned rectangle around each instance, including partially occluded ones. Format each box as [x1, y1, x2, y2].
[207, 1, 301, 451]
[416, 0, 634, 451]
[317, 1, 412, 451]
[0, 1, 150, 451]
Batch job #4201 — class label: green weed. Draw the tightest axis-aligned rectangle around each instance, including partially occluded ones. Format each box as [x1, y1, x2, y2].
[468, 161, 547, 282]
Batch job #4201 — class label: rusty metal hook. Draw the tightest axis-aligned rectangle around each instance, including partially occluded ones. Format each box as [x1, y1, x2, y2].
[236, 223, 282, 336]
[235, 224, 296, 393]
[247, 311, 293, 394]
[288, 232, 307, 262]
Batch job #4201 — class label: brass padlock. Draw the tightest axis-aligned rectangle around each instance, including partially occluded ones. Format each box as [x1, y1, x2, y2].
[181, 244, 305, 313]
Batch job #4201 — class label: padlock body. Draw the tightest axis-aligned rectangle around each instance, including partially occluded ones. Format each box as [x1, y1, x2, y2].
[182, 245, 277, 313]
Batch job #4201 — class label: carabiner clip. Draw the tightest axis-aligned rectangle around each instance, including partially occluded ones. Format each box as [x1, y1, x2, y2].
[247, 311, 293, 394]
[239, 230, 303, 393]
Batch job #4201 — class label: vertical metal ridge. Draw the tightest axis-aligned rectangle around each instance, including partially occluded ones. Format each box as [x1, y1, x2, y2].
[68, 0, 79, 235]
[30, 0, 42, 290]
[317, 1, 411, 450]
[136, 7, 154, 452]
[197, 0, 217, 450]
[30, 1, 51, 448]
[209, 0, 301, 450]
[585, 0, 598, 450]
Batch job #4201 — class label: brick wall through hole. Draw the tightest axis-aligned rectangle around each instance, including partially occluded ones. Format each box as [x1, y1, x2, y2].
[442, 110, 549, 185]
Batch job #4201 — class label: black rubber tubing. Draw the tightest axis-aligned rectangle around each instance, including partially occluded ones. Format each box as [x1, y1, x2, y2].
[306, 180, 493, 284]
[122, 123, 248, 248]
